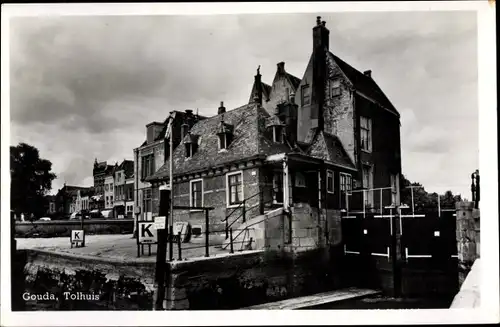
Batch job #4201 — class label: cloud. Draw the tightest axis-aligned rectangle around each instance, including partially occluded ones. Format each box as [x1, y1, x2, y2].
[8, 12, 478, 198]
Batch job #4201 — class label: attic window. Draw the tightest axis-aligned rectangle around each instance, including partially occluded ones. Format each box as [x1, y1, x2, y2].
[217, 117, 234, 150]
[330, 79, 341, 97]
[301, 85, 311, 106]
[185, 143, 195, 158]
[273, 125, 284, 143]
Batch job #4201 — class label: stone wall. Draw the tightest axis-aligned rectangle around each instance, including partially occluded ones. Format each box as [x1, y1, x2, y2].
[456, 201, 480, 286]
[14, 249, 155, 310]
[164, 248, 342, 310]
[15, 219, 134, 238]
[286, 203, 342, 253]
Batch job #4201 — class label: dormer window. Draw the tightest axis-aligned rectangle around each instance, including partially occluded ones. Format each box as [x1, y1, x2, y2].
[216, 115, 234, 151]
[273, 125, 284, 143]
[184, 132, 199, 158]
[185, 144, 193, 158]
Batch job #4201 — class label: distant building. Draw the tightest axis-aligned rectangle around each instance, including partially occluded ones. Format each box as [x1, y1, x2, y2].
[113, 159, 134, 218]
[54, 184, 91, 218]
[44, 195, 56, 217]
[93, 159, 114, 210]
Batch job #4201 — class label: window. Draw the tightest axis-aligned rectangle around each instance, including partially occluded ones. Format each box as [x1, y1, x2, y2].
[340, 173, 352, 192]
[227, 172, 243, 206]
[326, 170, 334, 194]
[219, 133, 234, 150]
[363, 166, 374, 206]
[360, 116, 372, 152]
[330, 79, 341, 97]
[143, 188, 152, 214]
[219, 134, 227, 150]
[273, 126, 283, 143]
[141, 154, 155, 179]
[295, 172, 306, 188]
[185, 144, 196, 158]
[272, 172, 284, 204]
[190, 179, 203, 208]
[301, 85, 311, 106]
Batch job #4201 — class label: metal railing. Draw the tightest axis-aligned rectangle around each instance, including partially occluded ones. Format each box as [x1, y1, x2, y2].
[221, 185, 281, 239]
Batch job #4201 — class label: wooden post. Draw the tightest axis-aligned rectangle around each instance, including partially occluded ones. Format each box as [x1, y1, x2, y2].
[153, 189, 170, 310]
[205, 209, 210, 257]
[230, 228, 234, 254]
[242, 200, 246, 223]
[80, 212, 85, 247]
[177, 232, 182, 261]
[225, 218, 228, 240]
[169, 225, 174, 262]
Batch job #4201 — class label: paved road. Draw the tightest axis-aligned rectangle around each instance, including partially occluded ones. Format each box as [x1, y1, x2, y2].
[17, 233, 229, 262]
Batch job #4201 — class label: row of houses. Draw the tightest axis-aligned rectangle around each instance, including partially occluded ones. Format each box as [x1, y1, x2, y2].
[131, 17, 403, 230]
[45, 159, 135, 219]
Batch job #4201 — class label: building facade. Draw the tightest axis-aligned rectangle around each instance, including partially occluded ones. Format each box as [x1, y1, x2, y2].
[145, 17, 402, 231]
[54, 184, 91, 219]
[93, 160, 114, 210]
[134, 111, 199, 221]
[113, 159, 134, 218]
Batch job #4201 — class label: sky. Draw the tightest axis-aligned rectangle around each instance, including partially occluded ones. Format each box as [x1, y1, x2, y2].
[8, 11, 478, 198]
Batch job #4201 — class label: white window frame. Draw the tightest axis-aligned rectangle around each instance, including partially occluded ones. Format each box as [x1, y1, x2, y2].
[340, 172, 352, 192]
[226, 171, 244, 208]
[326, 170, 335, 194]
[273, 126, 284, 144]
[363, 165, 374, 206]
[272, 170, 284, 205]
[189, 178, 204, 210]
[360, 116, 372, 153]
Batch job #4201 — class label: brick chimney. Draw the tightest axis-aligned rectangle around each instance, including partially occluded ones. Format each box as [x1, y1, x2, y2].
[311, 16, 330, 133]
[254, 65, 263, 105]
[218, 101, 226, 115]
[364, 70, 372, 78]
[277, 62, 285, 74]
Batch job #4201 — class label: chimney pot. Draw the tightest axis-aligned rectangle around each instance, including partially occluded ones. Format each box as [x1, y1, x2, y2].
[290, 91, 295, 104]
[185, 109, 193, 116]
[316, 16, 321, 26]
[321, 21, 326, 27]
[277, 62, 285, 74]
[218, 101, 226, 115]
[364, 70, 372, 78]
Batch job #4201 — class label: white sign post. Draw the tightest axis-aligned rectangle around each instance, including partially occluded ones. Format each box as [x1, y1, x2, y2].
[138, 221, 158, 244]
[71, 230, 85, 248]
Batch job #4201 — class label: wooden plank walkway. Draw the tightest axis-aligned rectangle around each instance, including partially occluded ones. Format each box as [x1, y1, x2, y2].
[241, 287, 381, 310]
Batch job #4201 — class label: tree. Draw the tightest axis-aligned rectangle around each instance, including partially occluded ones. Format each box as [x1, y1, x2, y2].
[399, 174, 462, 212]
[10, 143, 57, 219]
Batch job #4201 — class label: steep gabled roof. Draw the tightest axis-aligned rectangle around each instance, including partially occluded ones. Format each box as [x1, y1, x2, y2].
[306, 130, 356, 170]
[147, 104, 292, 181]
[116, 160, 134, 178]
[329, 52, 399, 117]
[285, 72, 301, 90]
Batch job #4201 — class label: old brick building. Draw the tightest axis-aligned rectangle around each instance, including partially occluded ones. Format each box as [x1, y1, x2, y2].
[113, 159, 134, 218]
[134, 111, 205, 221]
[92, 159, 114, 210]
[145, 17, 401, 230]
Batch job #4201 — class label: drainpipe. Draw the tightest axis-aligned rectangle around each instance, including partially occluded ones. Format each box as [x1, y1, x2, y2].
[134, 148, 139, 236]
